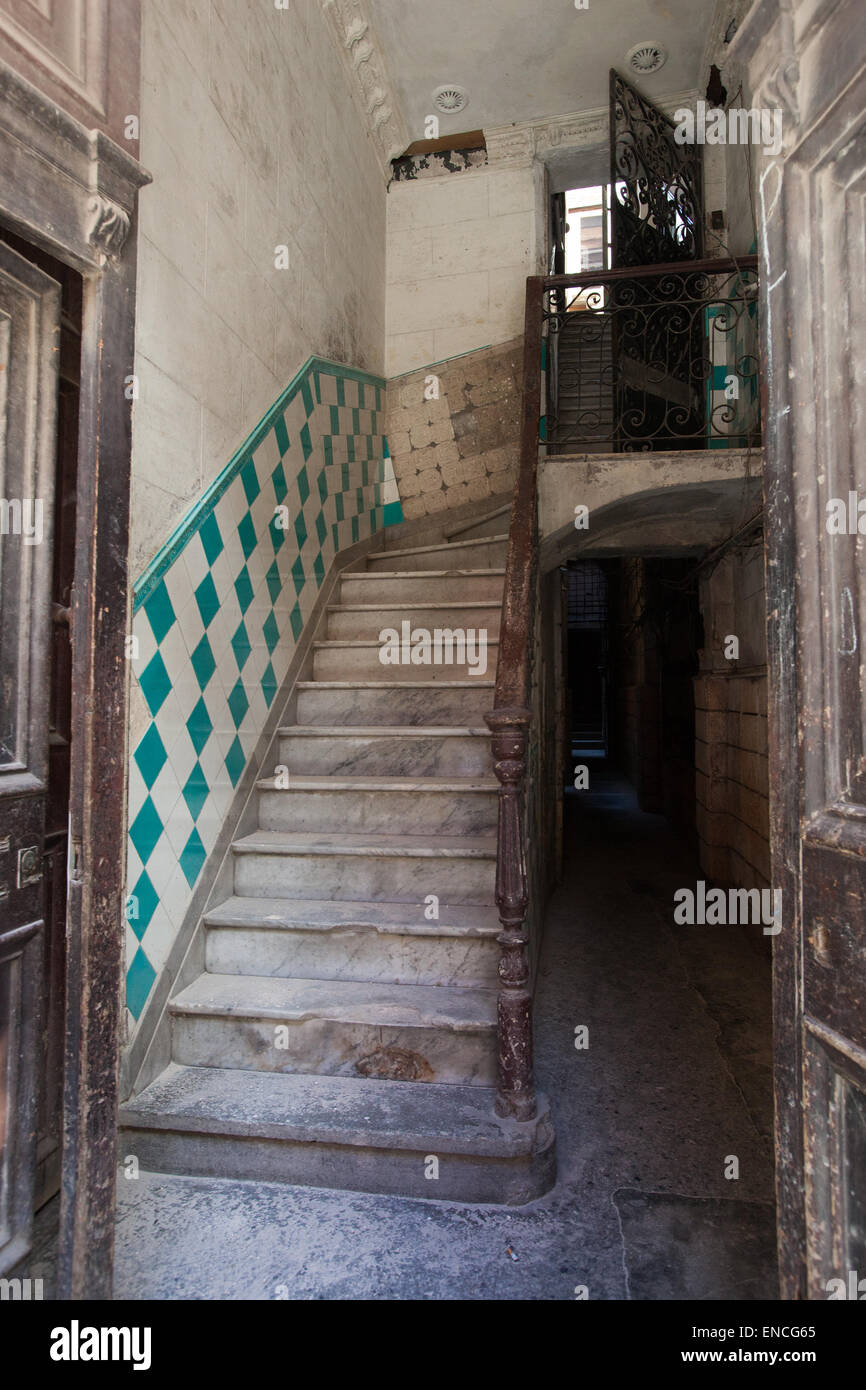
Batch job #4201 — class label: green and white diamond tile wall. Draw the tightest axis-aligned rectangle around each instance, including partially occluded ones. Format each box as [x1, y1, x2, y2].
[125, 357, 403, 1029]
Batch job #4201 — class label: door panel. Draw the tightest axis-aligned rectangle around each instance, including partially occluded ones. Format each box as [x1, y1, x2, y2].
[795, 123, 866, 1298]
[733, 0, 866, 1294]
[0, 240, 60, 1274]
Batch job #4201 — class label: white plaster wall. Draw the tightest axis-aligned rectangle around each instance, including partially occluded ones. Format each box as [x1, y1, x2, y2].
[131, 0, 387, 579]
[385, 163, 547, 378]
[723, 138, 758, 256]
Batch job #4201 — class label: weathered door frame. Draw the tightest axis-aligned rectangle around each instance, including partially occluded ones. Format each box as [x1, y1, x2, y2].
[731, 0, 866, 1298]
[0, 58, 149, 1298]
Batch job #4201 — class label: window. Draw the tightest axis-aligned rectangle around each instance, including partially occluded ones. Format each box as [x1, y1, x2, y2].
[564, 185, 612, 308]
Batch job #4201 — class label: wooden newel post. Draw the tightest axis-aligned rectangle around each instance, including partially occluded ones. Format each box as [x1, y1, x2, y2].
[485, 705, 536, 1121]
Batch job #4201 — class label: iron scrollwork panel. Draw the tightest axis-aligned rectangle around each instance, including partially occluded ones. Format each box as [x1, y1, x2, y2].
[610, 69, 704, 270]
[543, 267, 761, 453]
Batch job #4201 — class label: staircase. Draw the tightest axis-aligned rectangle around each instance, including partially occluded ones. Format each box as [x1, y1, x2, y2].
[120, 520, 555, 1205]
[550, 311, 614, 453]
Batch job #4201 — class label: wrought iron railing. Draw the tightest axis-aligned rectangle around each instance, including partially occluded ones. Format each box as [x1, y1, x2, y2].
[544, 256, 760, 453]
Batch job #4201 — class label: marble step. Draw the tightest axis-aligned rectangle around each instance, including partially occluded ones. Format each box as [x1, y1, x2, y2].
[313, 638, 499, 681]
[203, 896, 501, 987]
[365, 535, 508, 572]
[169, 974, 498, 1086]
[326, 601, 502, 641]
[275, 726, 492, 776]
[256, 774, 498, 835]
[119, 1066, 556, 1203]
[339, 569, 505, 606]
[231, 829, 497, 903]
[296, 680, 495, 728]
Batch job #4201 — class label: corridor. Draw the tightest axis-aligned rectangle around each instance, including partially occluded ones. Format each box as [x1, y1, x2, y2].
[537, 766, 777, 1299]
[102, 767, 777, 1300]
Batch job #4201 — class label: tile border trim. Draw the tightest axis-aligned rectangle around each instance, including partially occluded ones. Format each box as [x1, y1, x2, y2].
[132, 355, 386, 612]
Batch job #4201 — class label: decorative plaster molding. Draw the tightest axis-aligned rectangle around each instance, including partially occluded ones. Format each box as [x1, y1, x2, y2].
[485, 90, 699, 168]
[484, 125, 534, 167]
[698, 0, 755, 93]
[0, 59, 149, 270]
[319, 0, 410, 179]
[87, 194, 130, 259]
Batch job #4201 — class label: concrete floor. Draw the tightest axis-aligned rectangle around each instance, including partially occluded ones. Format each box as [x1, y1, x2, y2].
[108, 766, 778, 1300]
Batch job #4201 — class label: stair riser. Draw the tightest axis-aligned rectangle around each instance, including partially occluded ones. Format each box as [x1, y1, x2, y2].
[118, 1128, 556, 1205]
[340, 573, 504, 605]
[232, 848, 495, 903]
[296, 686, 494, 727]
[366, 541, 507, 572]
[257, 787, 498, 835]
[313, 646, 498, 682]
[172, 1015, 496, 1087]
[277, 733, 491, 776]
[327, 606, 502, 641]
[205, 926, 499, 988]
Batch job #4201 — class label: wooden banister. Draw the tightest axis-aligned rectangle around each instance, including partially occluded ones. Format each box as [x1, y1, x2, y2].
[485, 275, 545, 1122]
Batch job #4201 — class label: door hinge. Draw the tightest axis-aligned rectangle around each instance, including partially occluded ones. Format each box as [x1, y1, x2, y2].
[69, 835, 84, 884]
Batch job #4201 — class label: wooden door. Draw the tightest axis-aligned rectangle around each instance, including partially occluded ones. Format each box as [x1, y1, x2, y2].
[0, 241, 60, 1274]
[729, 0, 866, 1300]
[785, 121, 866, 1301]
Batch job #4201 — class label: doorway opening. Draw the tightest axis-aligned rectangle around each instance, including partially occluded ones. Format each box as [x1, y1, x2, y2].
[565, 557, 702, 837]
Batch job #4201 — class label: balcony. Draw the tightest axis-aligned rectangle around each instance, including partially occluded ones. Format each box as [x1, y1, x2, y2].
[543, 256, 761, 455]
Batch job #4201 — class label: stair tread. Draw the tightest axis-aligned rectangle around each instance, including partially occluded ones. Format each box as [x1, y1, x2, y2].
[232, 829, 497, 856]
[343, 568, 506, 579]
[278, 725, 490, 736]
[257, 775, 498, 792]
[204, 895, 501, 936]
[120, 1065, 535, 1156]
[313, 638, 500, 648]
[296, 680, 495, 689]
[328, 601, 502, 612]
[170, 973, 497, 1027]
[366, 535, 507, 561]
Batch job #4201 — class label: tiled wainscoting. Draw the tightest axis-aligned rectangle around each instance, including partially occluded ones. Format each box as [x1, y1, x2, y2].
[125, 357, 402, 1031]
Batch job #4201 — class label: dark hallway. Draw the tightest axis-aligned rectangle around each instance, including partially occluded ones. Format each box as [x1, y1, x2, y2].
[535, 765, 777, 1298]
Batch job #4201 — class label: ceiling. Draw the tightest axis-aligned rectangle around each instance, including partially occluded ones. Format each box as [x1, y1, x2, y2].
[369, 0, 717, 140]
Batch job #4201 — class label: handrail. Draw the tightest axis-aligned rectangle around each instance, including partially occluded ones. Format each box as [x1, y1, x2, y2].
[484, 276, 545, 1122]
[543, 253, 758, 290]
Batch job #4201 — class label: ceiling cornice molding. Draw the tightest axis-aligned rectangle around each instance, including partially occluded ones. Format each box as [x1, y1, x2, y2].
[485, 89, 699, 168]
[698, 0, 757, 91]
[319, 0, 410, 180]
